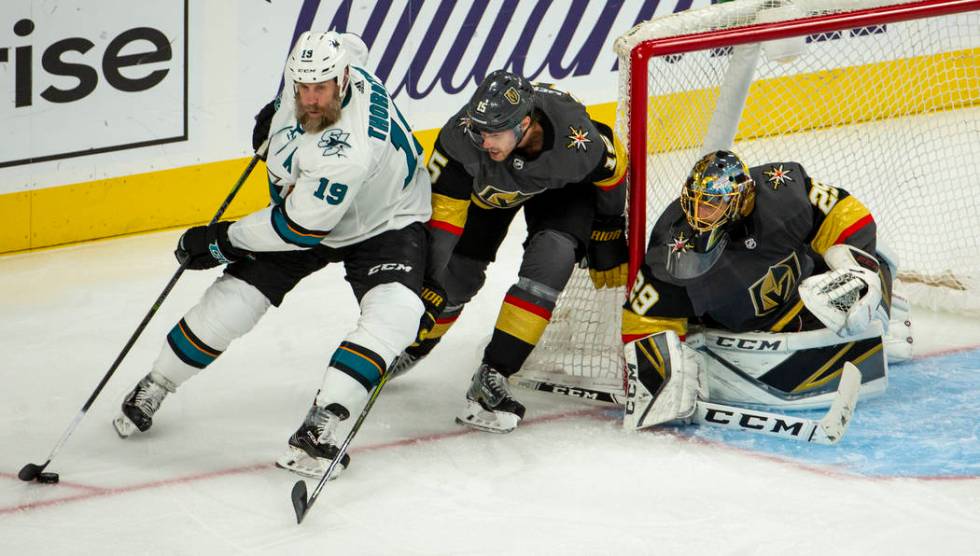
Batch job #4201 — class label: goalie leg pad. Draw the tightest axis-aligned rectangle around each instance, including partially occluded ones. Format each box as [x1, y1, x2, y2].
[624, 330, 705, 430]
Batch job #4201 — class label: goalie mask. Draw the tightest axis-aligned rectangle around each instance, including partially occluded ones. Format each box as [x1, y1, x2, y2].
[666, 151, 754, 279]
[680, 150, 755, 233]
[463, 70, 535, 148]
[287, 31, 351, 97]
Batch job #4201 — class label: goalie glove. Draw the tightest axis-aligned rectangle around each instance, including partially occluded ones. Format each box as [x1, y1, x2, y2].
[587, 215, 629, 288]
[175, 221, 250, 270]
[799, 244, 883, 337]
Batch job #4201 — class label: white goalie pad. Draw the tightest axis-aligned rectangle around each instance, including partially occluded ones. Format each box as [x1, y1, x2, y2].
[624, 330, 706, 430]
[690, 321, 887, 410]
[799, 244, 884, 337]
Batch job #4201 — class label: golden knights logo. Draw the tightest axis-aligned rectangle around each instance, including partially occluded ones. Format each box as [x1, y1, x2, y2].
[749, 252, 802, 316]
[473, 184, 537, 208]
[764, 165, 794, 190]
[504, 87, 521, 105]
[566, 126, 591, 151]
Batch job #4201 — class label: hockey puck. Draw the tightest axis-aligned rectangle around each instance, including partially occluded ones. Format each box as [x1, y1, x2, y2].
[37, 472, 60, 484]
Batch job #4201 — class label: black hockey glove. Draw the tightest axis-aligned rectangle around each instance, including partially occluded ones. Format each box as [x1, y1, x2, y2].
[252, 100, 277, 159]
[175, 221, 250, 270]
[587, 215, 629, 288]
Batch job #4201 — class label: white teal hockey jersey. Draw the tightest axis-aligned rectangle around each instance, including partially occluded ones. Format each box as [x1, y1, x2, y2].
[229, 65, 431, 251]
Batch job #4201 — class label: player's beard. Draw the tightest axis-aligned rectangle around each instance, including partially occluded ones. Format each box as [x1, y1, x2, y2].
[296, 91, 342, 133]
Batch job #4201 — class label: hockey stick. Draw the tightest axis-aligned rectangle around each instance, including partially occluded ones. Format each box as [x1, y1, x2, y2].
[692, 362, 861, 445]
[19, 142, 268, 483]
[511, 362, 861, 445]
[510, 375, 626, 405]
[291, 367, 393, 524]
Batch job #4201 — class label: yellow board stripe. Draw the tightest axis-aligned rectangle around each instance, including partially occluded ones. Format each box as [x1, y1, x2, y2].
[646, 48, 980, 154]
[0, 111, 620, 255]
[0, 157, 271, 253]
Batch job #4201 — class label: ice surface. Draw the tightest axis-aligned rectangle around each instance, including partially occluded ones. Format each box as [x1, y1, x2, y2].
[1, 225, 978, 555]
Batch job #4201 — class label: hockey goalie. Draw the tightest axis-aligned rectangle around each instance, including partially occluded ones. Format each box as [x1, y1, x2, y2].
[622, 150, 914, 442]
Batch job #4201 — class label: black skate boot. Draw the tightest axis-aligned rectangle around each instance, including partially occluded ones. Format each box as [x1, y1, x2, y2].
[388, 336, 441, 380]
[456, 363, 526, 433]
[112, 373, 173, 438]
[276, 403, 351, 479]
[388, 350, 424, 380]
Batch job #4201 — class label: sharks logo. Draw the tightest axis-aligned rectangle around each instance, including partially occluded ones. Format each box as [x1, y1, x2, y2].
[318, 129, 352, 157]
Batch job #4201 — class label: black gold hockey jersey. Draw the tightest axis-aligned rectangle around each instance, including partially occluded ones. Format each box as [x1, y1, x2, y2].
[426, 83, 626, 234]
[626, 162, 876, 336]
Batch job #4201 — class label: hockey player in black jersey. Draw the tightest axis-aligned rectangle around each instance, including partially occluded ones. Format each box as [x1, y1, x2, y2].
[390, 70, 629, 433]
[621, 150, 914, 430]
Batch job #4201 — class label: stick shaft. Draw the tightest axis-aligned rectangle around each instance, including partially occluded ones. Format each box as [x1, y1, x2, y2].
[29, 146, 266, 470]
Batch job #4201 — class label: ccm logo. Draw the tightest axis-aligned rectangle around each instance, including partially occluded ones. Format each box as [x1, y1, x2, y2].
[368, 263, 412, 275]
[551, 386, 600, 400]
[714, 337, 782, 351]
[703, 408, 804, 436]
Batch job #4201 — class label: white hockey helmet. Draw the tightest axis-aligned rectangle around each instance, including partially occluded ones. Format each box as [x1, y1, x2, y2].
[287, 31, 351, 94]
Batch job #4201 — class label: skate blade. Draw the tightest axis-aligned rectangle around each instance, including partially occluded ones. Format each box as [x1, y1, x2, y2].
[456, 400, 520, 434]
[112, 414, 138, 439]
[275, 446, 346, 480]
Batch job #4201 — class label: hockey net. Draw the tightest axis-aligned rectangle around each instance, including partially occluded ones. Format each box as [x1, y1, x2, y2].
[515, 0, 980, 400]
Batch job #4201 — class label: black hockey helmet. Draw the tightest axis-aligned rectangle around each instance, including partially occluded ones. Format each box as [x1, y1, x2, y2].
[680, 150, 755, 233]
[464, 70, 535, 142]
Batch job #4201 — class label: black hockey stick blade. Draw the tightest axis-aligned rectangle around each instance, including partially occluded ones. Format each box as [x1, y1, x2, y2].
[291, 480, 309, 524]
[18, 460, 49, 482]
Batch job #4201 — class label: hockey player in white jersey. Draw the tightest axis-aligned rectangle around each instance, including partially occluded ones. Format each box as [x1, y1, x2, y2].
[112, 31, 431, 479]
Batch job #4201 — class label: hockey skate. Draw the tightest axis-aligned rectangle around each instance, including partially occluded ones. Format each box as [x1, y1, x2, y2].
[112, 373, 172, 438]
[388, 350, 425, 380]
[276, 403, 351, 479]
[456, 364, 526, 433]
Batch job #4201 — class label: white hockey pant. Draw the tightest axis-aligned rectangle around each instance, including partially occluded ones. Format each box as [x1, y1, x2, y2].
[153, 274, 271, 390]
[314, 282, 424, 412]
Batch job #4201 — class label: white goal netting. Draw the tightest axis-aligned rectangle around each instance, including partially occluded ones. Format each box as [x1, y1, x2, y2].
[517, 0, 980, 397]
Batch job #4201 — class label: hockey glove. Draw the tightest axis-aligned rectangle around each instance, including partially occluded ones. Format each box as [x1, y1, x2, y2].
[587, 215, 629, 288]
[175, 221, 249, 270]
[413, 281, 448, 347]
[799, 244, 884, 337]
[252, 100, 277, 159]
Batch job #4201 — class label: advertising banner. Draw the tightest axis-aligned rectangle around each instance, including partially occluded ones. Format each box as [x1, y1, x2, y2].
[0, 0, 187, 168]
